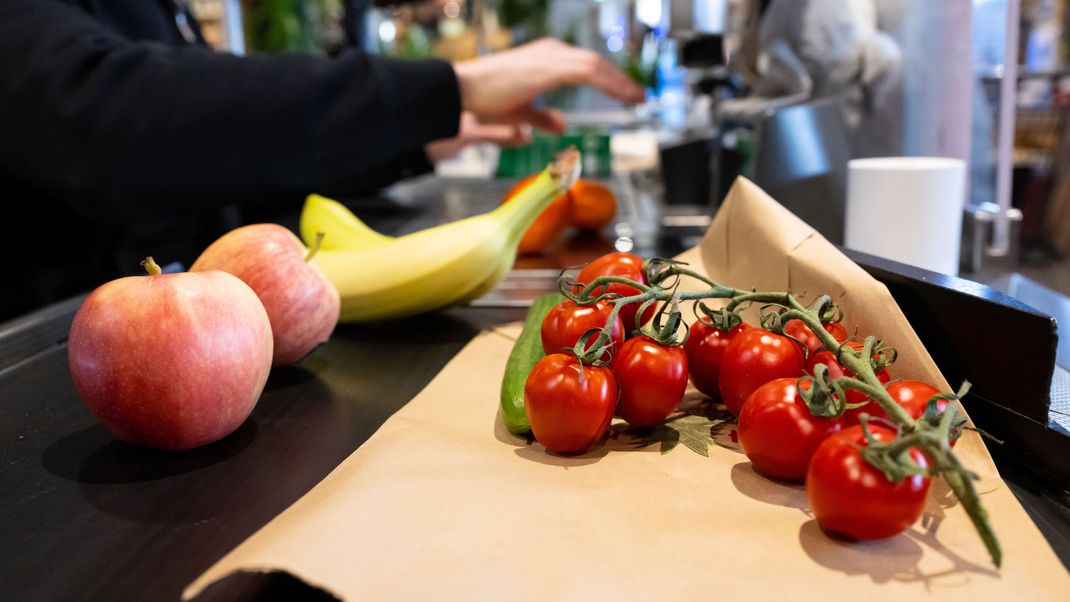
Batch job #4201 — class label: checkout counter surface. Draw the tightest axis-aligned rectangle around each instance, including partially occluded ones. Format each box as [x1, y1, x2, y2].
[1, 176, 1068, 600]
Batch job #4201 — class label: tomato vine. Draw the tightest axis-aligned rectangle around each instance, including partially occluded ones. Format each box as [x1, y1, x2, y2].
[558, 257, 1001, 567]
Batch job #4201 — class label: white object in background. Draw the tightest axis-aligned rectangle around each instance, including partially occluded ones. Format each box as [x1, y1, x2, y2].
[693, 0, 726, 33]
[636, 0, 664, 29]
[610, 130, 660, 173]
[434, 144, 499, 179]
[845, 157, 966, 276]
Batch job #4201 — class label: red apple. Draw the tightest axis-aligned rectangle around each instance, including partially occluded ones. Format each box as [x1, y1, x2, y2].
[68, 258, 273, 451]
[191, 224, 340, 366]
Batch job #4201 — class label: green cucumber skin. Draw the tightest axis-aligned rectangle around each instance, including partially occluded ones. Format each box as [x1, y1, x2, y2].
[500, 292, 564, 437]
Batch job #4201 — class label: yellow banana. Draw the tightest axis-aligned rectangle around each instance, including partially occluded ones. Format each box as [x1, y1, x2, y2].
[300, 193, 395, 252]
[300, 149, 580, 322]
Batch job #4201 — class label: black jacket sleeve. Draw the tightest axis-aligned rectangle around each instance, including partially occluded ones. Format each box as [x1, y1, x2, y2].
[0, 0, 461, 220]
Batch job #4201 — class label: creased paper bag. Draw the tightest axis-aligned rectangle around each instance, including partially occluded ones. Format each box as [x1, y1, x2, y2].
[186, 178, 1069, 601]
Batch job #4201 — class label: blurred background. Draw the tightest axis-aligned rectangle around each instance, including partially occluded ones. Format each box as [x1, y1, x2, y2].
[188, 0, 1069, 297]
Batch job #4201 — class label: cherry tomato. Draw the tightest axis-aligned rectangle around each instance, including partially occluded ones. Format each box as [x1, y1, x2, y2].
[524, 354, 618, 454]
[783, 319, 848, 354]
[824, 322, 849, 343]
[807, 424, 932, 540]
[840, 380, 960, 446]
[806, 342, 891, 425]
[541, 300, 624, 362]
[575, 252, 655, 331]
[886, 381, 944, 419]
[684, 321, 749, 401]
[718, 328, 806, 416]
[737, 378, 843, 481]
[611, 336, 688, 427]
[857, 380, 942, 422]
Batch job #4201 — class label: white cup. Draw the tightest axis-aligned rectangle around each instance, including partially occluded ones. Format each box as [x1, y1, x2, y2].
[845, 157, 966, 275]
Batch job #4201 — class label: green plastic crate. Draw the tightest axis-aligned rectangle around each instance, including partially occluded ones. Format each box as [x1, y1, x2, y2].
[497, 128, 612, 178]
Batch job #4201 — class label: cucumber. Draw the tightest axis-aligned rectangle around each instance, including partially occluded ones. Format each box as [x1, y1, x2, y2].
[499, 292, 564, 436]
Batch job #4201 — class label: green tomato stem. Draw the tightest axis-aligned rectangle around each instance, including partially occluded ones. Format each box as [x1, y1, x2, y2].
[934, 449, 1003, 567]
[835, 339, 919, 429]
[565, 261, 1000, 566]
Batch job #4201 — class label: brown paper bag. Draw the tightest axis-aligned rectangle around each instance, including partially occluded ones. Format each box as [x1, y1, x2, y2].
[185, 179, 1069, 600]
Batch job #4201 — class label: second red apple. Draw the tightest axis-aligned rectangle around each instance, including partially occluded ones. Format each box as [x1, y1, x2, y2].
[192, 224, 340, 366]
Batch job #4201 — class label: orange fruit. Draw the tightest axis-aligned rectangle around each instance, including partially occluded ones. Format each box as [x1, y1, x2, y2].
[568, 180, 616, 230]
[501, 175, 573, 254]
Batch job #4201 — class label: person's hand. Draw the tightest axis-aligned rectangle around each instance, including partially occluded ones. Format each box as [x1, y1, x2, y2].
[452, 38, 645, 134]
[424, 111, 531, 163]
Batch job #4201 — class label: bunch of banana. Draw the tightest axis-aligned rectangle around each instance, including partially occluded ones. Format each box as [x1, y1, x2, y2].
[300, 149, 581, 322]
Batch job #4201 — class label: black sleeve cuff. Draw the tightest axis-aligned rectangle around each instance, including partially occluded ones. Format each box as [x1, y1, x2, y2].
[314, 54, 460, 189]
[373, 56, 462, 149]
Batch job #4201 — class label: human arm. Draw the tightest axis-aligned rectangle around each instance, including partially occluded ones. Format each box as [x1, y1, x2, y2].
[425, 38, 647, 163]
[452, 37, 645, 131]
[0, 0, 461, 218]
[1, 3, 644, 218]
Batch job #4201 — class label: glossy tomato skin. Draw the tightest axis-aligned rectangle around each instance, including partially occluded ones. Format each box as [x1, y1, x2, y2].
[807, 425, 932, 540]
[684, 321, 749, 401]
[524, 354, 618, 454]
[718, 329, 806, 416]
[611, 336, 688, 427]
[541, 300, 625, 362]
[886, 381, 944, 419]
[824, 322, 849, 344]
[784, 320, 848, 354]
[856, 381, 942, 422]
[576, 253, 654, 331]
[737, 378, 844, 481]
[806, 342, 891, 425]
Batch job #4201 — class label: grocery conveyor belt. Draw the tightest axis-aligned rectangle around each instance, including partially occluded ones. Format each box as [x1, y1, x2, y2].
[1052, 365, 1070, 435]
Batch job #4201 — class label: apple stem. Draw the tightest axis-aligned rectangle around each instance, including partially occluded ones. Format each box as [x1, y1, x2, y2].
[305, 232, 325, 263]
[140, 257, 162, 276]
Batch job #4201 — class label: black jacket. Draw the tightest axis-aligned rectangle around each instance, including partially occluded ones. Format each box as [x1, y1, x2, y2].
[0, 0, 461, 321]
